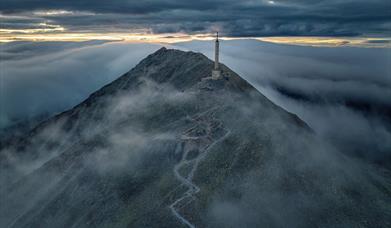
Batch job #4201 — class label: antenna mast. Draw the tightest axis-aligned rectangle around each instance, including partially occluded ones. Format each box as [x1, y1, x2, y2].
[212, 31, 221, 79]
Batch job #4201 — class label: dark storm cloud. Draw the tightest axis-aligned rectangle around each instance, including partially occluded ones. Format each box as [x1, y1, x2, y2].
[0, 0, 223, 14]
[1, 0, 390, 37]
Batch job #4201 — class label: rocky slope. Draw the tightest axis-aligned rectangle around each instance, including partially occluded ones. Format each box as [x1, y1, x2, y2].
[0, 47, 390, 228]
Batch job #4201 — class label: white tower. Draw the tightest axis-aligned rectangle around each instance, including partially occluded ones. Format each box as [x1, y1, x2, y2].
[211, 32, 221, 80]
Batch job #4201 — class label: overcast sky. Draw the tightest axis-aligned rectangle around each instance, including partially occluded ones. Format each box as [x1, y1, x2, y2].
[1, 0, 390, 44]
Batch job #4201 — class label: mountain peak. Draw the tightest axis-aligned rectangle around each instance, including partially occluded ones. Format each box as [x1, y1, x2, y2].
[1, 48, 387, 228]
[102, 47, 258, 97]
[157, 46, 167, 51]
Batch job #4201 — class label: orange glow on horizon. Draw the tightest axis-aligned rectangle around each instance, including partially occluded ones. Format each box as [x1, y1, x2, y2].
[0, 31, 389, 48]
[0, 32, 217, 43]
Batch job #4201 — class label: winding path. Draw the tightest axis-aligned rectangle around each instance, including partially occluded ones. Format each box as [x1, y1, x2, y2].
[169, 124, 231, 228]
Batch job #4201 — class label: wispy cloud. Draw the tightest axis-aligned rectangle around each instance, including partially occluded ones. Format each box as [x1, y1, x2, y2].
[1, 0, 390, 42]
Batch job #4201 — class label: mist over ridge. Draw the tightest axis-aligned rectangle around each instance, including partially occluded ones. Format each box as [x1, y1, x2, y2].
[1, 39, 390, 164]
[1, 46, 390, 227]
[1, 0, 390, 226]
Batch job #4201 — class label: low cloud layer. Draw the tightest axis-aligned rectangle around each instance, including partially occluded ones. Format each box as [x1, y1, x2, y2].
[0, 40, 390, 227]
[0, 41, 162, 128]
[1, 39, 390, 165]
[176, 40, 391, 162]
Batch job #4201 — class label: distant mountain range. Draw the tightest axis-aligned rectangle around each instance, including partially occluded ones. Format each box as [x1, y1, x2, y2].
[1, 48, 389, 227]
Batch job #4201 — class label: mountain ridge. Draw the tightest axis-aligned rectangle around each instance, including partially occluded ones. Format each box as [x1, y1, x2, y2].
[7, 47, 308, 145]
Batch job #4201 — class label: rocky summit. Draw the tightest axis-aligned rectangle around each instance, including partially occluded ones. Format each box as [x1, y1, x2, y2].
[0, 47, 390, 228]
